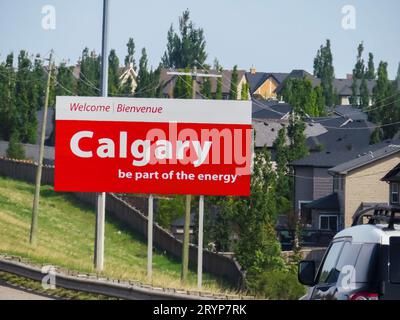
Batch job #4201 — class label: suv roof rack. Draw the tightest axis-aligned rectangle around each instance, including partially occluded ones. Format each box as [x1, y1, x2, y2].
[352, 205, 400, 229]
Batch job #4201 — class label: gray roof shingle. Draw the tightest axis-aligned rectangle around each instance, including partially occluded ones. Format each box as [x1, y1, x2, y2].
[329, 143, 400, 175]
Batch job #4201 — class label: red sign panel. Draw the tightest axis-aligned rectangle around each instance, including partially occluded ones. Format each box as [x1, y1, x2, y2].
[55, 97, 252, 196]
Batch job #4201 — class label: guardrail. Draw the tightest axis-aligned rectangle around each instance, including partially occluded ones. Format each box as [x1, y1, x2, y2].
[0, 255, 249, 300]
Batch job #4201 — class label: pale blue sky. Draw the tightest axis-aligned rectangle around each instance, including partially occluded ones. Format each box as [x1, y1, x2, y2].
[0, 0, 399, 78]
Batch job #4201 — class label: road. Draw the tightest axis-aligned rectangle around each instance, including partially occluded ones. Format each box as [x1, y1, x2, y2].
[0, 282, 53, 300]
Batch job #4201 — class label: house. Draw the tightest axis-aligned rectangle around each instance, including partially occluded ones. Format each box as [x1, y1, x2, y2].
[291, 118, 380, 229]
[246, 69, 288, 100]
[159, 68, 249, 100]
[171, 213, 195, 242]
[119, 62, 138, 94]
[247, 68, 376, 106]
[298, 142, 400, 235]
[382, 162, 400, 205]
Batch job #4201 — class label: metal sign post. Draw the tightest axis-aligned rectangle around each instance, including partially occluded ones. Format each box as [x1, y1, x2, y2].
[94, 0, 109, 272]
[198, 195, 204, 289]
[147, 194, 154, 281]
[167, 68, 221, 286]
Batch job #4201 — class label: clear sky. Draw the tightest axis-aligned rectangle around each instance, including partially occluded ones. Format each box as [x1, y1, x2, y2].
[0, 0, 399, 78]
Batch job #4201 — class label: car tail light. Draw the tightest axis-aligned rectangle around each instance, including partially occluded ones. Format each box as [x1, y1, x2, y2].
[349, 292, 379, 300]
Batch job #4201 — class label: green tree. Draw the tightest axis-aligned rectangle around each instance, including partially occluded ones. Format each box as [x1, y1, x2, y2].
[108, 49, 120, 96]
[135, 48, 161, 98]
[370, 61, 398, 139]
[162, 10, 207, 68]
[313, 39, 336, 107]
[229, 65, 238, 100]
[56, 62, 76, 96]
[366, 52, 375, 80]
[32, 54, 46, 111]
[173, 68, 192, 99]
[6, 131, 25, 159]
[227, 148, 282, 270]
[77, 48, 100, 96]
[273, 127, 291, 208]
[281, 77, 325, 116]
[287, 113, 308, 161]
[200, 76, 211, 99]
[350, 42, 365, 107]
[124, 37, 136, 69]
[0, 53, 17, 140]
[241, 82, 249, 100]
[15, 50, 37, 144]
[359, 77, 370, 110]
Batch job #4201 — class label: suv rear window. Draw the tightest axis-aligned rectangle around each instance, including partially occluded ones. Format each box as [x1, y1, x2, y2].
[390, 237, 400, 283]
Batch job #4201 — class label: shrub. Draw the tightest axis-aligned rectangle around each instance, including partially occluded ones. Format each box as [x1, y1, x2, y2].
[6, 131, 25, 159]
[246, 268, 306, 300]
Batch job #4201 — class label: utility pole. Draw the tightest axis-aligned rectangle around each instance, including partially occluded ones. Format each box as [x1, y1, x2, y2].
[30, 49, 53, 246]
[94, 0, 109, 272]
[167, 67, 221, 285]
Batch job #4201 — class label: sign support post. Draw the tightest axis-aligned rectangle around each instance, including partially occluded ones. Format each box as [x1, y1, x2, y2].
[167, 68, 222, 285]
[147, 194, 154, 281]
[197, 195, 204, 289]
[94, 0, 109, 272]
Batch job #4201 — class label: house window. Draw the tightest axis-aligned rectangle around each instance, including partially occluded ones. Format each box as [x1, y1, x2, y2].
[391, 183, 399, 204]
[319, 215, 338, 232]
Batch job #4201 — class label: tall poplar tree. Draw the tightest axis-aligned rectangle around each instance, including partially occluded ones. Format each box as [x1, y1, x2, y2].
[229, 65, 238, 100]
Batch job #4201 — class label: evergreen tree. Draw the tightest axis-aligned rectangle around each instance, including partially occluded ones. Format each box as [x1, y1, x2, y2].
[162, 10, 207, 68]
[215, 77, 223, 100]
[366, 52, 375, 80]
[396, 63, 400, 83]
[229, 65, 238, 100]
[108, 49, 120, 96]
[124, 37, 136, 69]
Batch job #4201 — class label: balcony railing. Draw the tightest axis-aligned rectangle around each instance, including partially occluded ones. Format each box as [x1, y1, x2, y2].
[276, 228, 335, 251]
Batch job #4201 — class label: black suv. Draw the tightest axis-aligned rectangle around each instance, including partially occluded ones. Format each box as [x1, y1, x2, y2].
[298, 206, 400, 300]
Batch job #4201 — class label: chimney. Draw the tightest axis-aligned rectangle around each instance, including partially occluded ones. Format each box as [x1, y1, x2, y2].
[250, 67, 256, 74]
[346, 74, 353, 80]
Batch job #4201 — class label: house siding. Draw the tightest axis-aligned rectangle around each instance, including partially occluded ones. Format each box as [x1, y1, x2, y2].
[294, 166, 314, 212]
[313, 168, 333, 200]
[343, 154, 400, 227]
[254, 77, 278, 100]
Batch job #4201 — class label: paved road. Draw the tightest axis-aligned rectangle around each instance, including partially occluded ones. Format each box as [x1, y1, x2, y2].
[0, 283, 53, 300]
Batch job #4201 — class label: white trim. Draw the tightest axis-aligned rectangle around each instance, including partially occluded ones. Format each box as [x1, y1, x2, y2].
[56, 96, 252, 124]
[319, 214, 338, 231]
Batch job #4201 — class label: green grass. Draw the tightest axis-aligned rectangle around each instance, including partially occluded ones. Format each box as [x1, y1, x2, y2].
[0, 175, 232, 293]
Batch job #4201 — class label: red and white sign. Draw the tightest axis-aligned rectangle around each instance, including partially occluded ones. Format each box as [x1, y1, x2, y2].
[55, 96, 252, 196]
